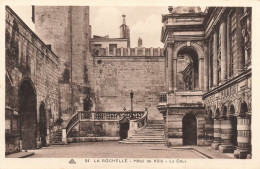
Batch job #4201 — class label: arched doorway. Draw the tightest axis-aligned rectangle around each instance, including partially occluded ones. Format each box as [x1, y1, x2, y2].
[182, 113, 197, 145]
[39, 103, 47, 147]
[19, 79, 37, 150]
[177, 48, 199, 91]
[119, 117, 129, 140]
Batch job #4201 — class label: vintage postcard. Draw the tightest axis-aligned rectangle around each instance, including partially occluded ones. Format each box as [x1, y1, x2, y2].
[1, 0, 260, 169]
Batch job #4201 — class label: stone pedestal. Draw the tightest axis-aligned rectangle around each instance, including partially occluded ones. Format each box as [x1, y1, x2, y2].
[167, 44, 173, 91]
[211, 118, 221, 150]
[219, 117, 235, 153]
[62, 128, 67, 144]
[234, 116, 251, 159]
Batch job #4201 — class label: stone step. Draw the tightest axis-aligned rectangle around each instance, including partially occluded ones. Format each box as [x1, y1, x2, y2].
[147, 120, 164, 124]
[120, 121, 165, 145]
[126, 139, 165, 141]
[134, 134, 164, 136]
[135, 132, 164, 134]
[129, 135, 164, 138]
[123, 141, 165, 144]
[120, 141, 165, 144]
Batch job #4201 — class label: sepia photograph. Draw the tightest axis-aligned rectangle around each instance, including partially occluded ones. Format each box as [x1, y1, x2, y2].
[2, 1, 259, 168]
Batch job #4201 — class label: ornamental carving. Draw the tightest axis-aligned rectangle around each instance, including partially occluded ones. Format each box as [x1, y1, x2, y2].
[100, 63, 117, 97]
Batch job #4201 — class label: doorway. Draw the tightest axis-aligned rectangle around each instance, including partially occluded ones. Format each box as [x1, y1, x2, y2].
[119, 117, 129, 140]
[39, 103, 47, 147]
[19, 80, 37, 150]
[182, 113, 197, 145]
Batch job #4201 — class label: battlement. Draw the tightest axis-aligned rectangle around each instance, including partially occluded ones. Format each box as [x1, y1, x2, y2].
[91, 47, 164, 57]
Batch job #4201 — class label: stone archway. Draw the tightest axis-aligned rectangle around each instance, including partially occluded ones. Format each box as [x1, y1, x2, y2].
[182, 113, 197, 145]
[39, 102, 47, 147]
[230, 104, 237, 146]
[173, 42, 205, 91]
[177, 48, 199, 90]
[19, 79, 37, 150]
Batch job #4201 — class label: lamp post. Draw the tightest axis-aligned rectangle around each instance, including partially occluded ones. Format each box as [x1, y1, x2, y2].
[130, 90, 134, 119]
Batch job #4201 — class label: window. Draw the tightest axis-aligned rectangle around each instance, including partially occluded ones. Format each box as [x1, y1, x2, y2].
[109, 44, 117, 55]
[230, 12, 237, 76]
[5, 118, 11, 134]
[92, 44, 101, 56]
[5, 109, 19, 135]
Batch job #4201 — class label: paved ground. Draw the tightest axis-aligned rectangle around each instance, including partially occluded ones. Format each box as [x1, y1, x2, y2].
[27, 141, 207, 158]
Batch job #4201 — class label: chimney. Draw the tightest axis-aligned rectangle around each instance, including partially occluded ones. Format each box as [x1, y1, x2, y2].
[138, 37, 143, 48]
[122, 14, 126, 25]
[120, 14, 128, 40]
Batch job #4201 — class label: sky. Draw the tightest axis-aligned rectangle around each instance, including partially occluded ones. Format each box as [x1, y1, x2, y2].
[10, 6, 208, 48]
[10, 6, 169, 48]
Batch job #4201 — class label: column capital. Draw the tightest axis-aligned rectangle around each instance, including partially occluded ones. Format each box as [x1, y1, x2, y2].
[167, 42, 174, 47]
[212, 24, 218, 33]
[219, 13, 228, 24]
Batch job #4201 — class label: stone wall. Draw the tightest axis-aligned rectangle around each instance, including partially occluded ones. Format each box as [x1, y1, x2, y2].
[69, 121, 119, 138]
[35, 6, 93, 121]
[93, 57, 165, 120]
[5, 7, 59, 154]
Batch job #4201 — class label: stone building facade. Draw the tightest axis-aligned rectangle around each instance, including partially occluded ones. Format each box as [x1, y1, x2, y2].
[90, 15, 165, 121]
[34, 6, 94, 121]
[5, 6, 252, 159]
[5, 6, 59, 154]
[158, 7, 251, 158]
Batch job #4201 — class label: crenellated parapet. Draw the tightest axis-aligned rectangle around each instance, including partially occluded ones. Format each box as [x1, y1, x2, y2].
[92, 47, 164, 57]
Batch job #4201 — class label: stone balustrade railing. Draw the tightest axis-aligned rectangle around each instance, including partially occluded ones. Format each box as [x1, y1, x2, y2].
[63, 110, 145, 142]
[128, 108, 148, 137]
[92, 47, 164, 57]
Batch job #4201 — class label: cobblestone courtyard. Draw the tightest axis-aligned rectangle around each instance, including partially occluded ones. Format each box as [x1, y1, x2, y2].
[28, 142, 207, 158]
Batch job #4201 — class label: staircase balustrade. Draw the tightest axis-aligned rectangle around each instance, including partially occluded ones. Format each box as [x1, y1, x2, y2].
[64, 111, 145, 139]
[128, 109, 148, 137]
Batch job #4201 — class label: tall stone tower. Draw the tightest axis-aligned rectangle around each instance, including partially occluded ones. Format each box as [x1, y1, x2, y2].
[34, 6, 93, 121]
[119, 15, 130, 47]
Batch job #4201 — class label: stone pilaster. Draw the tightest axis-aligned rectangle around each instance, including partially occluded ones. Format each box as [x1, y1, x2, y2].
[220, 18, 227, 83]
[234, 115, 251, 159]
[167, 43, 173, 91]
[213, 29, 218, 87]
[211, 118, 221, 150]
[204, 44, 209, 91]
[199, 57, 204, 90]
[173, 57, 177, 91]
[219, 116, 235, 153]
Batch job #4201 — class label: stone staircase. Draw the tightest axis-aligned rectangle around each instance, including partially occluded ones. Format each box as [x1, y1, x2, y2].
[51, 128, 63, 145]
[120, 121, 165, 144]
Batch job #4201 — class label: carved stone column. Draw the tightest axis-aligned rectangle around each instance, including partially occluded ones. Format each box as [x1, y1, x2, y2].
[226, 14, 231, 78]
[220, 17, 227, 84]
[213, 29, 218, 87]
[234, 115, 251, 159]
[211, 118, 222, 150]
[167, 43, 173, 91]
